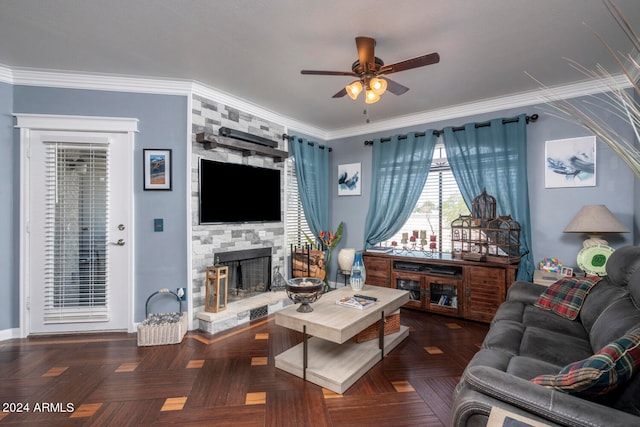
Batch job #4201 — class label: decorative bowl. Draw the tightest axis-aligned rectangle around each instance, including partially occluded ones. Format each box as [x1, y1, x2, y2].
[285, 277, 324, 312]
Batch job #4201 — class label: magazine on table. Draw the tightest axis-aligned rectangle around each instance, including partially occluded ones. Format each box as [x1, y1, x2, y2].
[336, 295, 376, 310]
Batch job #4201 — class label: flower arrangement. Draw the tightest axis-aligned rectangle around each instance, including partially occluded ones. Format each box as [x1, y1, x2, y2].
[304, 222, 344, 291]
[529, 0, 640, 180]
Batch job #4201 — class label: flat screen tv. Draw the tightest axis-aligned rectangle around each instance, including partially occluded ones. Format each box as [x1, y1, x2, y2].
[199, 159, 281, 223]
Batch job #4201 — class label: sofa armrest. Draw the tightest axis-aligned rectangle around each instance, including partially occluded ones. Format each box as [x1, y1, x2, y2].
[463, 365, 639, 427]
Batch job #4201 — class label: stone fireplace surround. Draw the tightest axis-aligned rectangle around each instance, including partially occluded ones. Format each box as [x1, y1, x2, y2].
[196, 291, 292, 335]
[191, 93, 289, 334]
[197, 239, 293, 337]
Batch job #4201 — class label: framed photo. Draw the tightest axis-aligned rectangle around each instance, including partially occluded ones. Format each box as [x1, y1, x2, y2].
[545, 136, 596, 188]
[143, 149, 172, 190]
[561, 266, 574, 277]
[338, 162, 361, 196]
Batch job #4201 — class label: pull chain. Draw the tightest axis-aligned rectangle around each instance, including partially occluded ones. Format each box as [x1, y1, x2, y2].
[363, 99, 370, 124]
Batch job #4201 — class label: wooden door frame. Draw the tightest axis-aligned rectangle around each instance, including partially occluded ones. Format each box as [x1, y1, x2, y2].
[15, 114, 138, 337]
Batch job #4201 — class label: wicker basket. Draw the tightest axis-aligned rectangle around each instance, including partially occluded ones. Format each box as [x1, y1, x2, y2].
[137, 289, 188, 347]
[352, 310, 400, 343]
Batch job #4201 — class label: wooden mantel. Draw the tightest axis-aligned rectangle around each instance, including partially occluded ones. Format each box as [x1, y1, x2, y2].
[196, 132, 288, 162]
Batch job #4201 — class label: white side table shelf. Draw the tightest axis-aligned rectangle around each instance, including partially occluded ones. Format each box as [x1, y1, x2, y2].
[533, 270, 563, 287]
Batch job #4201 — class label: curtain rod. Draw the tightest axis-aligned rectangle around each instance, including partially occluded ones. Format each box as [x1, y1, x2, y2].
[282, 134, 333, 152]
[363, 113, 538, 146]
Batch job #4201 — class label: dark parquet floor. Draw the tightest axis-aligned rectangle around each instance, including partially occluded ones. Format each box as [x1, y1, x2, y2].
[0, 308, 488, 426]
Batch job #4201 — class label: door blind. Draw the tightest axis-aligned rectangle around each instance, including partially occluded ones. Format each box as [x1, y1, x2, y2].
[43, 142, 110, 323]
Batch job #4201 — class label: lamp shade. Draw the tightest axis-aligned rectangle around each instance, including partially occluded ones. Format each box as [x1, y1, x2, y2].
[564, 204, 628, 247]
[345, 81, 363, 100]
[369, 77, 387, 96]
[365, 89, 380, 104]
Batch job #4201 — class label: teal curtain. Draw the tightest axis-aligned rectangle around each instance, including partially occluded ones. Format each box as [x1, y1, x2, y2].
[442, 114, 533, 281]
[363, 131, 437, 248]
[289, 136, 330, 236]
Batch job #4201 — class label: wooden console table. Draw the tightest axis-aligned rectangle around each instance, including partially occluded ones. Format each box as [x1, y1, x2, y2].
[363, 251, 518, 323]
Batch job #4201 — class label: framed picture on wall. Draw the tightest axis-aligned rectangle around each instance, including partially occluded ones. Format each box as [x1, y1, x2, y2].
[545, 136, 596, 188]
[338, 162, 361, 196]
[143, 149, 172, 190]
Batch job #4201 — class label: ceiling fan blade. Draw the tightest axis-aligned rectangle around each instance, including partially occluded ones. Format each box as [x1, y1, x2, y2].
[332, 88, 347, 98]
[384, 77, 409, 96]
[355, 36, 375, 72]
[301, 70, 357, 76]
[380, 52, 440, 75]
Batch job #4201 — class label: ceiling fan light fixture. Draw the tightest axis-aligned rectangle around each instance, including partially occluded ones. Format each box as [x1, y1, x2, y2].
[365, 89, 380, 104]
[346, 80, 363, 100]
[300, 36, 440, 106]
[370, 77, 387, 96]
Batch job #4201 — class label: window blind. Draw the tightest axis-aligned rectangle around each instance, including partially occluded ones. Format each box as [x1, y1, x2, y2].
[388, 143, 469, 252]
[285, 157, 312, 247]
[44, 142, 110, 323]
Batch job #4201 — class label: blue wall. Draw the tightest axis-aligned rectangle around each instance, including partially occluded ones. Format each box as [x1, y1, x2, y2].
[12, 86, 189, 325]
[325, 98, 635, 275]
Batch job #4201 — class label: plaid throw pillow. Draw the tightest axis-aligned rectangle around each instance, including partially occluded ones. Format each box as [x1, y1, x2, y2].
[531, 330, 640, 397]
[534, 277, 600, 320]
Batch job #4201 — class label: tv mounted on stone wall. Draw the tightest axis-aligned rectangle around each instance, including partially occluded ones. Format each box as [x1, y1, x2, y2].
[199, 158, 281, 224]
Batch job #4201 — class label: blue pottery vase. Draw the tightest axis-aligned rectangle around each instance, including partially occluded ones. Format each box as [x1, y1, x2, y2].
[349, 251, 366, 291]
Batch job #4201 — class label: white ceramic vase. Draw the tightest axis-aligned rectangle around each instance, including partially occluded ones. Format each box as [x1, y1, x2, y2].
[337, 248, 356, 273]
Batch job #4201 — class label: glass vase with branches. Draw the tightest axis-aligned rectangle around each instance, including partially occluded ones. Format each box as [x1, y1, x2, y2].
[528, 0, 640, 180]
[304, 222, 344, 292]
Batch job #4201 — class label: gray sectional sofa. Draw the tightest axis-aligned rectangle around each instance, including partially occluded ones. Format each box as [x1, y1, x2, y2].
[452, 245, 640, 427]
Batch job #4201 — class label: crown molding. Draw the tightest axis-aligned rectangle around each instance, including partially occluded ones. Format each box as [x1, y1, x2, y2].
[2, 64, 632, 142]
[326, 73, 633, 140]
[0, 64, 13, 84]
[11, 67, 193, 95]
[5, 65, 330, 140]
[190, 82, 329, 140]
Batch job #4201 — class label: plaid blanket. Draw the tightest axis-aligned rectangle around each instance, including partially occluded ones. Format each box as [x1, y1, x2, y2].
[534, 277, 601, 320]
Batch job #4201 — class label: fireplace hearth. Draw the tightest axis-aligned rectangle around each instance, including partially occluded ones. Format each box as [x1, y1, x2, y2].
[214, 248, 272, 303]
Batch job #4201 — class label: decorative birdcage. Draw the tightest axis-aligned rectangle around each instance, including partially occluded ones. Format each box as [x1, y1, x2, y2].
[451, 190, 521, 264]
[471, 188, 496, 227]
[484, 216, 521, 264]
[451, 215, 487, 261]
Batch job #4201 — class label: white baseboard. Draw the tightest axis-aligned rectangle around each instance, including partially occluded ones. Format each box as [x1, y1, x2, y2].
[0, 328, 22, 341]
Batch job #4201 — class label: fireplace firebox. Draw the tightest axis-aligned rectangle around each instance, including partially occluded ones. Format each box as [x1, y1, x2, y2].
[213, 248, 272, 303]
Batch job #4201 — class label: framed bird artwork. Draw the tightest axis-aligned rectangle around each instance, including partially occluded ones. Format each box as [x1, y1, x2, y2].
[545, 136, 596, 188]
[338, 163, 361, 196]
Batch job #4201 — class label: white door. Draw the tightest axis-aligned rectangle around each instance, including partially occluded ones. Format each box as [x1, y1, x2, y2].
[21, 119, 135, 334]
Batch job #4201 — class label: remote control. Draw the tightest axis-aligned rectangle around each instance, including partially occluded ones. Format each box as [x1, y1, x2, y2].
[354, 294, 377, 301]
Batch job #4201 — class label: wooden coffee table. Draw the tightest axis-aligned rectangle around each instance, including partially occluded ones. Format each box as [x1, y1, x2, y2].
[275, 285, 410, 393]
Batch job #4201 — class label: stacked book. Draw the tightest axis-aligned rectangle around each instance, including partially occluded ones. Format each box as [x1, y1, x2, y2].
[336, 295, 376, 310]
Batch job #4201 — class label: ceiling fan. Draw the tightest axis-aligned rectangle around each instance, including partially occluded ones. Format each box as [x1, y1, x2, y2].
[301, 36, 440, 104]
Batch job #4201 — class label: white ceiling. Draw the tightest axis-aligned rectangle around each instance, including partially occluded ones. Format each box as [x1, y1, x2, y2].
[1, 0, 639, 137]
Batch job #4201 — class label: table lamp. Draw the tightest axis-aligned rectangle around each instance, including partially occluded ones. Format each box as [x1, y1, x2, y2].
[563, 204, 629, 248]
